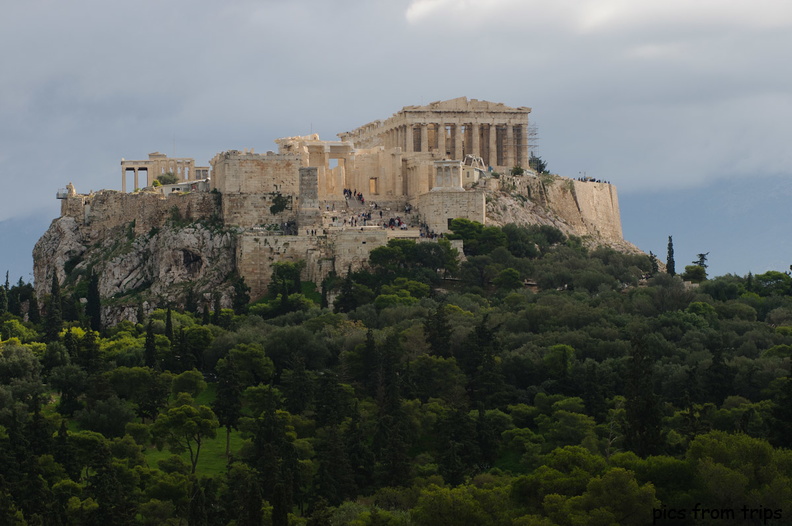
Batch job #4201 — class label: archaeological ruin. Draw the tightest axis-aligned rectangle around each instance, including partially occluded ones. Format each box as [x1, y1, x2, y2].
[38, 97, 626, 318]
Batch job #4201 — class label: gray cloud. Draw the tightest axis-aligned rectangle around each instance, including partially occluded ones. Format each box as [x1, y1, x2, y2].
[1, 0, 791, 274]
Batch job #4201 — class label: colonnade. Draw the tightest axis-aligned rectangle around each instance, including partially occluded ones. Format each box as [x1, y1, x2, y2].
[120, 155, 203, 192]
[378, 121, 528, 169]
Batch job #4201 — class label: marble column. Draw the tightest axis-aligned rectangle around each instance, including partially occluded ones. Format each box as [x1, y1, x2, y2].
[420, 123, 428, 153]
[405, 125, 413, 153]
[488, 124, 497, 167]
[437, 123, 446, 158]
[472, 123, 481, 160]
[505, 124, 515, 168]
[134, 168, 139, 191]
[122, 168, 126, 193]
[453, 124, 462, 160]
[518, 123, 528, 166]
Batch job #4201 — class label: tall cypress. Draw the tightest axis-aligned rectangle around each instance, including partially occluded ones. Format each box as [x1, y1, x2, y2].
[86, 269, 102, 332]
[212, 356, 243, 457]
[0, 274, 7, 317]
[666, 236, 676, 276]
[44, 273, 62, 342]
[144, 320, 158, 369]
[424, 303, 452, 357]
[165, 307, 174, 342]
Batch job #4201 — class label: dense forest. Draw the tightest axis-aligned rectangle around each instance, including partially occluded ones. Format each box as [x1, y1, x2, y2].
[1, 220, 791, 525]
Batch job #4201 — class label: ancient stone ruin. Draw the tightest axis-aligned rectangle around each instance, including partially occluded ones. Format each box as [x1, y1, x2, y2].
[36, 98, 627, 320]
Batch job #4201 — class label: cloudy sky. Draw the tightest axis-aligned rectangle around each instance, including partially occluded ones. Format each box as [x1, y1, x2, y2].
[2, 0, 791, 281]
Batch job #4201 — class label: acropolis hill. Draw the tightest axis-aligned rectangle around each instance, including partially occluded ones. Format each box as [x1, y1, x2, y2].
[33, 97, 631, 322]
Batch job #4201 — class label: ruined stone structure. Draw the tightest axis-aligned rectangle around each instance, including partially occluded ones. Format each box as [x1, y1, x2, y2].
[36, 98, 629, 321]
[339, 97, 531, 171]
[121, 152, 210, 192]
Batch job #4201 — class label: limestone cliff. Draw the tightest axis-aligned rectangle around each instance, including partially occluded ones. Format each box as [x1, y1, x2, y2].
[34, 171, 639, 325]
[33, 190, 238, 325]
[487, 173, 641, 254]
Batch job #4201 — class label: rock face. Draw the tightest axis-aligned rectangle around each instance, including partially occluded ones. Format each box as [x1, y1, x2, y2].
[33, 169, 639, 324]
[487, 173, 642, 254]
[34, 216, 237, 325]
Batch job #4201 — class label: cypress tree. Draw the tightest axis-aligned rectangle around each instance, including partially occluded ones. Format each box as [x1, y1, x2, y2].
[666, 236, 676, 276]
[165, 307, 174, 342]
[424, 303, 452, 357]
[212, 356, 243, 457]
[86, 268, 102, 332]
[144, 320, 158, 369]
[184, 288, 198, 314]
[211, 294, 221, 326]
[44, 273, 62, 342]
[136, 303, 145, 325]
[0, 276, 7, 317]
[27, 294, 40, 324]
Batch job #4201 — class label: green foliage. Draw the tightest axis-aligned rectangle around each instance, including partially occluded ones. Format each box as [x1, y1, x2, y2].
[157, 172, 179, 185]
[681, 264, 707, 283]
[529, 153, 549, 174]
[269, 192, 290, 215]
[666, 235, 676, 276]
[152, 396, 219, 474]
[8, 221, 792, 523]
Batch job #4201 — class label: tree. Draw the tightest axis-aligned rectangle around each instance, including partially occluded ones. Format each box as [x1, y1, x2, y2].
[165, 307, 174, 342]
[0, 274, 7, 317]
[212, 356, 244, 457]
[86, 268, 102, 332]
[232, 275, 250, 314]
[152, 398, 219, 474]
[693, 252, 709, 269]
[529, 153, 549, 174]
[424, 303, 452, 357]
[144, 320, 158, 369]
[171, 369, 207, 398]
[681, 265, 707, 283]
[624, 335, 665, 457]
[666, 236, 676, 276]
[157, 172, 178, 185]
[493, 267, 523, 291]
[44, 273, 62, 342]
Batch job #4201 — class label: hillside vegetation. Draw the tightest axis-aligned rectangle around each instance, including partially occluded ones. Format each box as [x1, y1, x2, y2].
[1, 221, 791, 525]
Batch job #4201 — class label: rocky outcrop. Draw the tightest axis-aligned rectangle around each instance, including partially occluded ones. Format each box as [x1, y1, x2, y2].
[34, 217, 238, 325]
[487, 173, 642, 254]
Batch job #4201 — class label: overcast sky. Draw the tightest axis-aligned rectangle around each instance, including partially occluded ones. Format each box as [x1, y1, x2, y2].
[2, 0, 791, 280]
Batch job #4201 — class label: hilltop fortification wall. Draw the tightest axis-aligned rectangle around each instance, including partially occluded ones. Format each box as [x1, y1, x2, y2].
[60, 190, 220, 241]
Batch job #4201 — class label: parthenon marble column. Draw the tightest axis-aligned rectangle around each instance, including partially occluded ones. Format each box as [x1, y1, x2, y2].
[420, 123, 428, 153]
[505, 124, 515, 168]
[405, 125, 413, 153]
[437, 123, 446, 158]
[517, 123, 528, 166]
[472, 123, 481, 159]
[488, 124, 497, 167]
[452, 123, 462, 160]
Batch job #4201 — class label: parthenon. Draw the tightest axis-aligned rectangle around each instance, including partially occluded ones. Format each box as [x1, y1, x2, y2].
[338, 97, 531, 170]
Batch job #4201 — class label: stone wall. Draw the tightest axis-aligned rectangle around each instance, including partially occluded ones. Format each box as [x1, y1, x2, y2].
[417, 189, 486, 234]
[211, 150, 302, 195]
[59, 190, 219, 241]
[237, 227, 400, 299]
[236, 233, 328, 299]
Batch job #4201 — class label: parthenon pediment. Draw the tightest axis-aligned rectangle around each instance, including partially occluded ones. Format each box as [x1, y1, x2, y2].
[404, 97, 531, 114]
